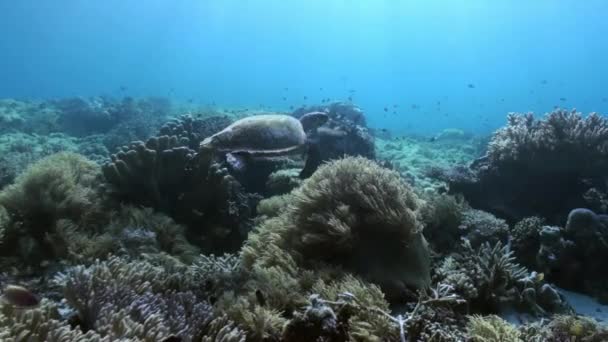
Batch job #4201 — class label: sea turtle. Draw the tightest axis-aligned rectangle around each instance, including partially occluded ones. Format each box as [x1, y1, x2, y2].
[200, 112, 328, 175]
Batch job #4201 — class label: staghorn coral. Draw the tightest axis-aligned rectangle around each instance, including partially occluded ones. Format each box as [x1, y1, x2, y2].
[54, 254, 245, 341]
[106, 205, 200, 262]
[546, 315, 608, 341]
[0, 299, 105, 342]
[281, 156, 431, 299]
[311, 275, 397, 340]
[459, 209, 510, 248]
[466, 315, 522, 342]
[0, 152, 107, 264]
[435, 240, 567, 314]
[443, 109, 608, 224]
[203, 315, 247, 342]
[282, 294, 348, 342]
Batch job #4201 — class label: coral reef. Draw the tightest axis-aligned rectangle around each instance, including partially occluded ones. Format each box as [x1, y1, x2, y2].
[377, 134, 480, 191]
[0, 152, 106, 265]
[54, 96, 173, 139]
[441, 109, 608, 224]
[243, 157, 431, 302]
[536, 208, 608, 303]
[265, 168, 302, 196]
[292, 102, 375, 165]
[459, 209, 510, 248]
[0, 132, 107, 189]
[102, 115, 258, 253]
[4, 100, 608, 341]
[0, 99, 61, 135]
[435, 240, 569, 315]
[466, 315, 522, 342]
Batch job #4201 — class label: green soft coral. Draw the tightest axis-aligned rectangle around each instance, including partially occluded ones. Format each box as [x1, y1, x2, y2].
[0, 152, 106, 263]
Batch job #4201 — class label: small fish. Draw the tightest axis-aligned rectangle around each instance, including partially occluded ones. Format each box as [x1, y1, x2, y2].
[541, 80, 548, 85]
[289, 105, 294, 110]
[187, 98, 193, 103]
[383, 107, 388, 112]
[119, 85, 128, 92]
[282, 97, 287, 101]
[319, 87, 323, 91]
[255, 289, 266, 307]
[348, 96, 353, 101]
[303, 96, 308, 100]
[283, 87, 289, 91]
[162, 336, 182, 342]
[393, 104, 398, 108]
[1, 285, 39, 308]
[467, 83, 475, 88]
[560, 97, 567, 101]
[392, 111, 397, 114]
[411, 104, 419, 110]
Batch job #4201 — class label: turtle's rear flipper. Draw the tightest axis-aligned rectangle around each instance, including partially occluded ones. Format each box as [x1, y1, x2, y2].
[300, 143, 322, 179]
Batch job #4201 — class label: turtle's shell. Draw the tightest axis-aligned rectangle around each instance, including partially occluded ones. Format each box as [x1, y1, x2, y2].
[200, 114, 307, 156]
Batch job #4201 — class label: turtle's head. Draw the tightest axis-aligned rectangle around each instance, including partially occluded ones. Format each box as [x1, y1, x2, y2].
[299, 111, 329, 132]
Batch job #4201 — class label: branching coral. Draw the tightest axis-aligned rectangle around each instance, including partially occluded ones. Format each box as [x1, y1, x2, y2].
[0, 299, 104, 342]
[435, 240, 567, 314]
[466, 315, 522, 342]
[459, 209, 509, 248]
[547, 314, 608, 341]
[444, 109, 608, 224]
[54, 254, 245, 341]
[311, 275, 397, 340]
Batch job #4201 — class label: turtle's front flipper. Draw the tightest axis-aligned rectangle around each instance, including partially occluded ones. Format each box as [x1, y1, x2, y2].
[226, 152, 248, 173]
[300, 143, 322, 179]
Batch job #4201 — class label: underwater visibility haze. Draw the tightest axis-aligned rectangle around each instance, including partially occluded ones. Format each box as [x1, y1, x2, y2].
[1, 1, 608, 341]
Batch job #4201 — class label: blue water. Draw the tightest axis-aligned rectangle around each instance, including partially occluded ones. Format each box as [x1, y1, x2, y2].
[1, 0, 607, 134]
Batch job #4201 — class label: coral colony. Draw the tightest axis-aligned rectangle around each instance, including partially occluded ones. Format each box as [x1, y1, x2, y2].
[1, 98, 608, 341]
